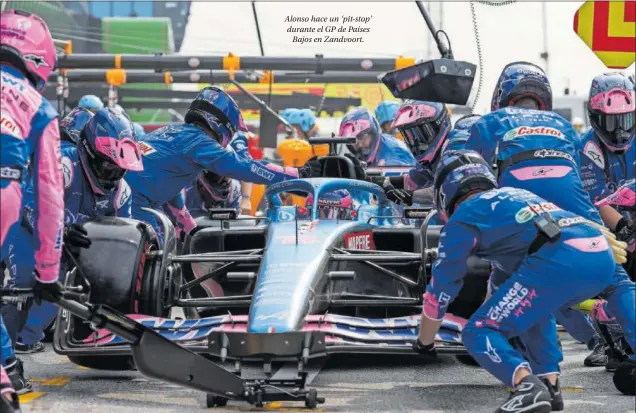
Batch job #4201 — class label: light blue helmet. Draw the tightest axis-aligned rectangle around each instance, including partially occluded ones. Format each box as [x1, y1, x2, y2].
[281, 108, 317, 134]
[375, 101, 400, 126]
[132, 122, 145, 138]
[78, 95, 104, 112]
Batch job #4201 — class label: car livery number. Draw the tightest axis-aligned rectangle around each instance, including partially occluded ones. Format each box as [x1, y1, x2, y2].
[344, 231, 376, 250]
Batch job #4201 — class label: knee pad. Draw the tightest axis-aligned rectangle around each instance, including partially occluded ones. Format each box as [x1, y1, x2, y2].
[613, 359, 636, 396]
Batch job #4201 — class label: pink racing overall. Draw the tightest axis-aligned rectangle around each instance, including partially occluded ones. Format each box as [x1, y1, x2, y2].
[1, 65, 64, 283]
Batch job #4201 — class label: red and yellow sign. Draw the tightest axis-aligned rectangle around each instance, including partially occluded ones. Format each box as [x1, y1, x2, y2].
[574, 1, 636, 69]
[199, 82, 398, 120]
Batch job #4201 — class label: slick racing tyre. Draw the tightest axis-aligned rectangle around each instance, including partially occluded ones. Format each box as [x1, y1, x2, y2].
[613, 359, 636, 396]
[63, 217, 173, 370]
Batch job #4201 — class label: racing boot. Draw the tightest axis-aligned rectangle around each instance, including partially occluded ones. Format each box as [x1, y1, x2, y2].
[605, 337, 630, 373]
[540, 377, 563, 411]
[583, 343, 608, 367]
[613, 359, 636, 396]
[5, 358, 33, 395]
[495, 375, 552, 413]
[15, 342, 45, 354]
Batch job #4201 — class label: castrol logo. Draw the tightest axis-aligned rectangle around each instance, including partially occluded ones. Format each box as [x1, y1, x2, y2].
[503, 126, 564, 142]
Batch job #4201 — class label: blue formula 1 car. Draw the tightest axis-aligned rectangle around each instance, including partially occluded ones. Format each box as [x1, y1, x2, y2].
[52, 150, 490, 406]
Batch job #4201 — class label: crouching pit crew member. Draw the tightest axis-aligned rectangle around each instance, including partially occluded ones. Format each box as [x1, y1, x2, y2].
[415, 151, 635, 413]
[3, 107, 142, 362]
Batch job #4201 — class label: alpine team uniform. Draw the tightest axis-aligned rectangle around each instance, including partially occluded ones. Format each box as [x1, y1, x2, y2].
[465, 107, 636, 355]
[0, 65, 64, 284]
[126, 124, 302, 237]
[579, 129, 635, 203]
[1, 67, 63, 373]
[369, 134, 416, 167]
[339, 106, 415, 168]
[1, 10, 63, 402]
[424, 185, 617, 386]
[3, 141, 132, 346]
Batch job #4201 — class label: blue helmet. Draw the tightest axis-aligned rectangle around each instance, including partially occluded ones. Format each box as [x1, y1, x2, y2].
[339, 107, 383, 162]
[375, 101, 400, 126]
[78, 94, 104, 112]
[132, 122, 145, 138]
[78, 107, 143, 195]
[491, 62, 552, 112]
[185, 86, 246, 147]
[433, 150, 497, 222]
[59, 107, 94, 144]
[443, 114, 482, 154]
[281, 108, 317, 136]
[392, 100, 451, 165]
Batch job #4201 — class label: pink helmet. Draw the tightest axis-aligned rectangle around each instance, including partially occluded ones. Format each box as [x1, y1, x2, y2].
[0, 10, 56, 92]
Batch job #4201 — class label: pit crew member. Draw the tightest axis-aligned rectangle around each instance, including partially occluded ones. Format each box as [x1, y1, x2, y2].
[125, 87, 322, 239]
[417, 151, 633, 412]
[375, 100, 401, 136]
[58, 107, 94, 144]
[0, 9, 64, 401]
[78, 94, 104, 113]
[280, 108, 319, 141]
[443, 114, 482, 155]
[368, 101, 451, 207]
[578, 72, 635, 241]
[339, 106, 415, 167]
[4, 108, 141, 357]
[464, 61, 635, 371]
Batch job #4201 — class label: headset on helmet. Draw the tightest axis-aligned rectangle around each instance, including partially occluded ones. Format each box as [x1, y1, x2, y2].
[185, 86, 246, 148]
[78, 108, 143, 195]
[79, 95, 104, 112]
[0, 10, 57, 92]
[491, 62, 552, 112]
[391, 100, 450, 165]
[60, 107, 94, 144]
[339, 107, 383, 162]
[433, 150, 498, 222]
[587, 72, 635, 152]
[375, 101, 401, 126]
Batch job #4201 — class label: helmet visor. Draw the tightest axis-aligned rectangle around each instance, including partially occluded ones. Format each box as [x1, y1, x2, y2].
[400, 122, 439, 155]
[594, 112, 635, 133]
[90, 155, 127, 188]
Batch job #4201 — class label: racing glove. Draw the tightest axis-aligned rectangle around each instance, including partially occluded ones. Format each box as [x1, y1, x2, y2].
[585, 220, 628, 264]
[615, 218, 636, 246]
[382, 178, 413, 206]
[298, 156, 322, 178]
[32, 277, 64, 305]
[64, 223, 92, 256]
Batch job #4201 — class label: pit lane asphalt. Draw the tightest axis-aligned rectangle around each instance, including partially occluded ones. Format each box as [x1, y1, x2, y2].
[19, 333, 635, 413]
